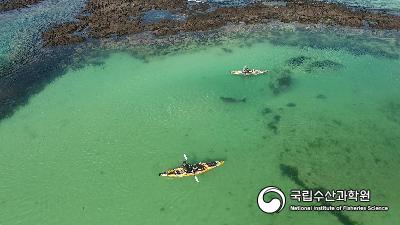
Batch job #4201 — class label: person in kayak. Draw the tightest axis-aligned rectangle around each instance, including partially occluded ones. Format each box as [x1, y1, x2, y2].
[242, 66, 252, 74]
[193, 163, 205, 172]
[182, 161, 206, 173]
[182, 161, 194, 174]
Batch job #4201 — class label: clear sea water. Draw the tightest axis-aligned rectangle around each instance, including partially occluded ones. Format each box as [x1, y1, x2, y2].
[1, 1, 400, 225]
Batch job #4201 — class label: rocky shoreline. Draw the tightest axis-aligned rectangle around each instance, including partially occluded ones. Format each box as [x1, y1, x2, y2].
[42, 0, 400, 47]
[0, 0, 43, 12]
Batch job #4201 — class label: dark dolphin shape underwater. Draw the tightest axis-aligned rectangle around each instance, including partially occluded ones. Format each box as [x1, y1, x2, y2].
[220, 97, 247, 103]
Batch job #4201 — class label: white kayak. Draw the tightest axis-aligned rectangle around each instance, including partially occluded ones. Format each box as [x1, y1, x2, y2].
[230, 69, 269, 76]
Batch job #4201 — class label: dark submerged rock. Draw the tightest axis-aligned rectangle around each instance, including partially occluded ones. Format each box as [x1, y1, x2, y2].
[267, 122, 278, 134]
[279, 164, 359, 225]
[332, 119, 342, 126]
[286, 55, 311, 67]
[221, 47, 233, 53]
[306, 59, 344, 72]
[279, 164, 306, 187]
[382, 101, 400, 125]
[266, 114, 281, 134]
[261, 107, 272, 115]
[269, 69, 292, 95]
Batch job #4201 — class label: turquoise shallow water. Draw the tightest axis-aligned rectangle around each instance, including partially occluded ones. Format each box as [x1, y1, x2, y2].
[0, 31, 399, 224]
[0, 0, 86, 69]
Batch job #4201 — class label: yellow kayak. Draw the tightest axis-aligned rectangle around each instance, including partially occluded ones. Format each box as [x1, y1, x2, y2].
[159, 160, 224, 178]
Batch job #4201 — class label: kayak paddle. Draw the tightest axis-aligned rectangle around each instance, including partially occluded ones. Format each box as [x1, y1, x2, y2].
[184, 154, 199, 183]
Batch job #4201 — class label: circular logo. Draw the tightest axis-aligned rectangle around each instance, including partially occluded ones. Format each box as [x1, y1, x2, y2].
[257, 186, 286, 214]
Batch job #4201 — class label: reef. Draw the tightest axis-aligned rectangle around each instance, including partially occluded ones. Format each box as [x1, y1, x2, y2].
[42, 22, 86, 47]
[0, 0, 42, 12]
[41, 0, 400, 47]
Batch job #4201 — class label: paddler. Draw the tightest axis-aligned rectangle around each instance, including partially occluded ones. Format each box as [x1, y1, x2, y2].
[182, 161, 194, 174]
[242, 65, 251, 74]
